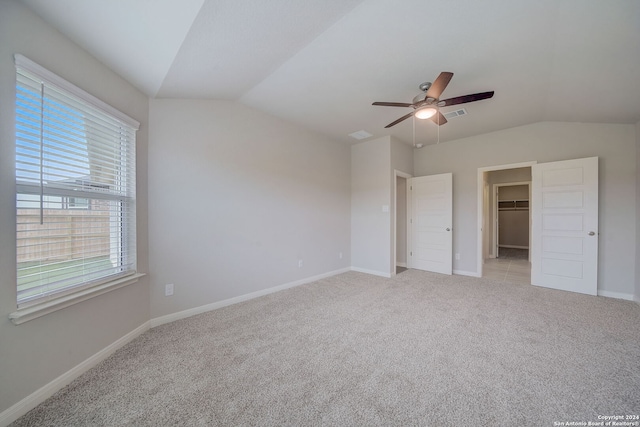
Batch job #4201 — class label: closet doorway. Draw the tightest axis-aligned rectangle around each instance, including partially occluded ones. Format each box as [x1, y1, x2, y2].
[494, 182, 530, 260]
[477, 163, 534, 284]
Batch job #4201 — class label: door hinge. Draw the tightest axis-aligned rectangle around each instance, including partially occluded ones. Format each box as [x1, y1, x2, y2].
[410, 186, 412, 190]
[410, 251, 413, 256]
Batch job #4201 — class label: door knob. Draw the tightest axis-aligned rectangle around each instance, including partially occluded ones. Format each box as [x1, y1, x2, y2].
[588, 231, 596, 236]
[446, 228, 451, 231]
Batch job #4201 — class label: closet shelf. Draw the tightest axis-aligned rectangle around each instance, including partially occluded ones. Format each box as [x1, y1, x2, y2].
[498, 200, 529, 211]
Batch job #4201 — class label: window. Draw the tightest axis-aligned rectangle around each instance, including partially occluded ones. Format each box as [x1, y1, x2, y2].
[15, 55, 139, 307]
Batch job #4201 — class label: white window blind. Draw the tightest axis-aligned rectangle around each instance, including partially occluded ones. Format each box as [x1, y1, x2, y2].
[15, 55, 139, 307]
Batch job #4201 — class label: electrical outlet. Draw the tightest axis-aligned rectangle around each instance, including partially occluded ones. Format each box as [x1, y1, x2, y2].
[455, 253, 460, 260]
[165, 283, 174, 296]
[339, 252, 343, 259]
[298, 259, 303, 268]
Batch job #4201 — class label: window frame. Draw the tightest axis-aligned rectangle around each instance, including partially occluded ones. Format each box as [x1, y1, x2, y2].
[11, 54, 141, 322]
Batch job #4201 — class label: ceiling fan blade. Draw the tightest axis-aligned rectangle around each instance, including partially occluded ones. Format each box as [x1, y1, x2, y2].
[429, 111, 448, 126]
[385, 112, 414, 128]
[425, 72, 453, 99]
[372, 102, 413, 107]
[440, 91, 494, 106]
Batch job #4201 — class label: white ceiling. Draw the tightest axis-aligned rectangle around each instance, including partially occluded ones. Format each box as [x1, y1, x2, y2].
[20, 0, 640, 145]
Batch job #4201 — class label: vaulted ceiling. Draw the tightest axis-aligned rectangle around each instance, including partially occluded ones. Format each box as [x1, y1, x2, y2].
[20, 0, 640, 145]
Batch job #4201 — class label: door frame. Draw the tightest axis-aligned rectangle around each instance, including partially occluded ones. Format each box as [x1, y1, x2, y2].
[476, 161, 537, 277]
[493, 181, 531, 259]
[394, 170, 412, 275]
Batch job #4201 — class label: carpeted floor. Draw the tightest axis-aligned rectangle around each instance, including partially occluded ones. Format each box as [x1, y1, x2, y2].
[11, 270, 640, 426]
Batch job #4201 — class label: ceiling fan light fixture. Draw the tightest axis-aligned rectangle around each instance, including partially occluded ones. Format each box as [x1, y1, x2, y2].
[372, 72, 493, 128]
[415, 106, 437, 120]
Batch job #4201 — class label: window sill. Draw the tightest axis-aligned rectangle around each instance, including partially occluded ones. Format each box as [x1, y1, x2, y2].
[9, 273, 145, 325]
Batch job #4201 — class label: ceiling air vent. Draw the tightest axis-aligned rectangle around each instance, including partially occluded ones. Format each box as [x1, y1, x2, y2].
[349, 130, 373, 140]
[443, 108, 467, 120]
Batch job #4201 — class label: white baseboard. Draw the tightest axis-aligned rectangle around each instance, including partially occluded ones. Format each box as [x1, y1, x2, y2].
[0, 321, 150, 427]
[454, 269, 481, 278]
[350, 267, 392, 278]
[150, 267, 351, 328]
[396, 262, 407, 268]
[499, 245, 529, 249]
[597, 290, 635, 301]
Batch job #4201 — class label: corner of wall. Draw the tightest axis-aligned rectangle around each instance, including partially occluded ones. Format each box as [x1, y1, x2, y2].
[350, 136, 392, 275]
[635, 121, 640, 302]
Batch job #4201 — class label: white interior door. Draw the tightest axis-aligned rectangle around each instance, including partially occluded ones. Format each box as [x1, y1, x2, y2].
[410, 173, 453, 275]
[531, 157, 598, 295]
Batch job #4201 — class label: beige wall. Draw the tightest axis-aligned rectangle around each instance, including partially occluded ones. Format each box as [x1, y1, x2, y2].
[414, 121, 637, 298]
[350, 136, 413, 277]
[351, 137, 391, 276]
[498, 185, 528, 201]
[0, 0, 150, 414]
[148, 99, 351, 318]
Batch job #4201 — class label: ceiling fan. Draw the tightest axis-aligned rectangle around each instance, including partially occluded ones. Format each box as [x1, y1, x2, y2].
[372, 72, 494, 128]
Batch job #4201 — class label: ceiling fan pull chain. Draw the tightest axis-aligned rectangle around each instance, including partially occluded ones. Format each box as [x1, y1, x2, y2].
[412, 114, 416, 147]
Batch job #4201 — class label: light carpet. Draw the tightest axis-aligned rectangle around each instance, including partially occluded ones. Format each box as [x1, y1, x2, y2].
[11, 270, 640, 426]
